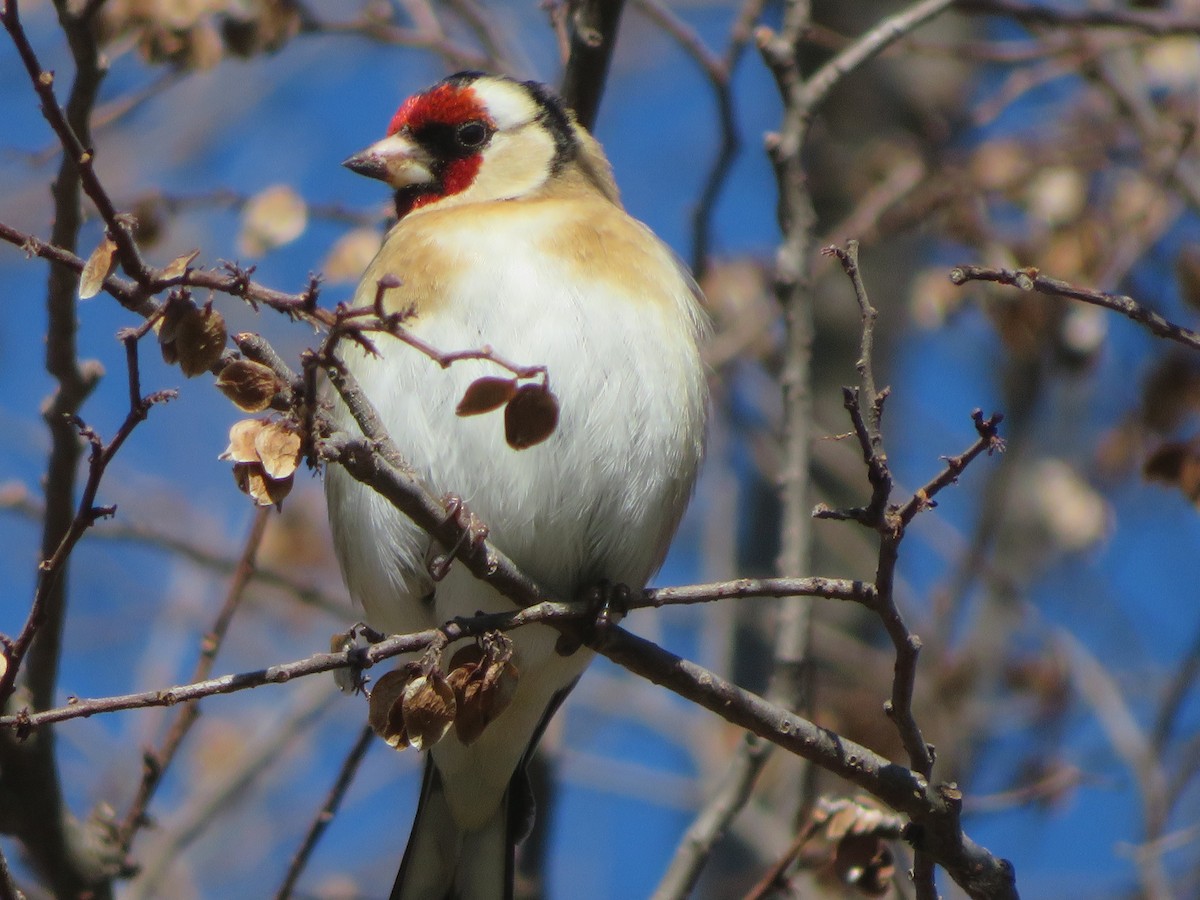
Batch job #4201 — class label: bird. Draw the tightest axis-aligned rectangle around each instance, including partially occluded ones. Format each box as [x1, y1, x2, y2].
[324, 71, 709, 900]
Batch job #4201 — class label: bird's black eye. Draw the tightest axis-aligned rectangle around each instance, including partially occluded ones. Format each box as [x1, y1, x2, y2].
[456, 121, 489, 149]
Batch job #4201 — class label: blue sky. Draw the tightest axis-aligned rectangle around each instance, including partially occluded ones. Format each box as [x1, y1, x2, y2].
[2, 3, 1199, 898]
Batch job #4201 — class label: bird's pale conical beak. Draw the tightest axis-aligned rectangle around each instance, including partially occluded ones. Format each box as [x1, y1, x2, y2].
[342, 133, 435, 188]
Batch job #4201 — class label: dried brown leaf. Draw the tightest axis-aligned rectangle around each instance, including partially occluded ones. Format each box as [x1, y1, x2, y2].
[216, 359, 283, 412]
[456, 376, 518, 417]
[79, 236, 117, 299]
[504, 384, 559, 450]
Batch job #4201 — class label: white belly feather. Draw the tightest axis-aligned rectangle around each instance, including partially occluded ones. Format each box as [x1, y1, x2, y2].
[324, 209, 707, 826]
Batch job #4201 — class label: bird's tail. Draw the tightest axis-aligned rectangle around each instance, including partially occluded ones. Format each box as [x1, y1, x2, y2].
[391, 758, 530, 900]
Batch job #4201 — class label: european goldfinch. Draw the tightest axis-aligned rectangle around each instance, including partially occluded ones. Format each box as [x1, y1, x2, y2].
[325, 72, 708, 900]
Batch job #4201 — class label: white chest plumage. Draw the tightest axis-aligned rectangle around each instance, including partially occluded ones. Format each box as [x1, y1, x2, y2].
[327, 199, 706, 627]
[324, 195, 707, 828]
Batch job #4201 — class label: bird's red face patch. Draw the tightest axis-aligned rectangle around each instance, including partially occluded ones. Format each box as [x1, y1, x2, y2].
[386, 82, 495, 216]
[388, 82, 490, 136]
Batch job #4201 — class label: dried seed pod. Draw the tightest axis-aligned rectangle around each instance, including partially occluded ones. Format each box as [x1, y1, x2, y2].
[220, 419, 266, 463]
[162, 248, 200, 280]
[446, 638, 519, 745]
[232, 461, 292, 508]
[79, 236, 117, 299]
[254, 420, 302, 480]
[504, 383, 559, 450]
[456, 377, 518, 417]
[216, 359, 283, 412]
[175, 305, 227, 377]
[369, 668, 415, 749]
[401, 671, 456, 751]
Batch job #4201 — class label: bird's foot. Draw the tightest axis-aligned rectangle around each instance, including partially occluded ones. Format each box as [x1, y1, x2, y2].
[555, 580, 630, 655]
[330, 624, 383, 694]
[589, 580, 631, 631]
[427, 493, 490, 582]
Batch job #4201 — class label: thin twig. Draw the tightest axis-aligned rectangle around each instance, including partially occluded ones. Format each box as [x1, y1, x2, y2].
[273, 724, 375, 900]
[652, 734, 771, 899]
[821, 245, 934, 784]
[0, 577, 878, 732]
[115, 508, 272, 868]
[949, 264, 1200, 352]
[0, 344, 176, 707]
[819, 242, 1010, 900]
[0, 486, 349, 617]
[959, 0, 1200, 36]
[798, 0, 961, 114]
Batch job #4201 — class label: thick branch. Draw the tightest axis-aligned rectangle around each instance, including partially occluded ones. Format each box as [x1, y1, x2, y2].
[592, 626, 1018, 900]
[0, 600, 1017, 899]
[559, 0, 628, 130]
[0, 1, 123, 895]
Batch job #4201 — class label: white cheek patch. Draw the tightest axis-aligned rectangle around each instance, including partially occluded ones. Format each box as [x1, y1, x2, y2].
[473, 79, 540, 131]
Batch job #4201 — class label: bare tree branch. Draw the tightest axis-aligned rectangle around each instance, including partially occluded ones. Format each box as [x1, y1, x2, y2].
[959, 0, 1200, 36]
[950, 264, 1200, 351]
[115, 508, 272, 870]
[560, 0, 629, 130]
[652, 733, 771, 899]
